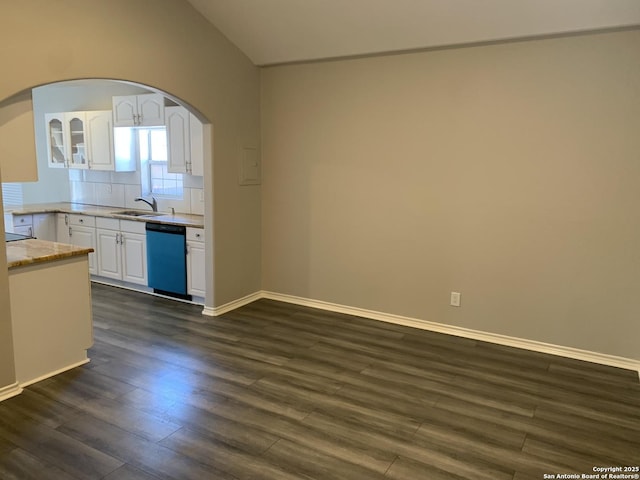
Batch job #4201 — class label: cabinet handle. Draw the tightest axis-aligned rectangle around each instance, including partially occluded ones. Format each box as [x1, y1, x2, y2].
[195, 233, 201, 238]
[116, 233, 121, 245]
[79, 218, 84, 224]
[69, 226, 72, 237]
[64, 214, 69, 226]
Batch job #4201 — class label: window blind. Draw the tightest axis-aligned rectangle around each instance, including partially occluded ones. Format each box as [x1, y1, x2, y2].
[1, 183, 23, 206]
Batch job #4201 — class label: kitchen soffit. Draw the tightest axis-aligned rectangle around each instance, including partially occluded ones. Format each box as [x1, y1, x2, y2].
[186, 0, 640, 66]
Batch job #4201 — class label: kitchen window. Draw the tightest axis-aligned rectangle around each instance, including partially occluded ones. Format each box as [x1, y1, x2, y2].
[114, 127, 183, 198]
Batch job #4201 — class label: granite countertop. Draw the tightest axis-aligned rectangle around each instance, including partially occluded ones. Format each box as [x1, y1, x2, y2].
[5, 202, 204, 228]
[7, 238, 94, 269]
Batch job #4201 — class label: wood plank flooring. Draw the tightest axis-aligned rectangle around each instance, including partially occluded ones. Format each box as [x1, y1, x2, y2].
[1, 283, 638, 479]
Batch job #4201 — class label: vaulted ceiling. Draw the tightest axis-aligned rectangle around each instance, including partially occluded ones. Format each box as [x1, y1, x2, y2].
[186, 0, 640, 65]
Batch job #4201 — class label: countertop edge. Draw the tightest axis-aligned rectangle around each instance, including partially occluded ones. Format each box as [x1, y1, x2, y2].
[7, 239, 94, 269]
[6, 203, 205, 228]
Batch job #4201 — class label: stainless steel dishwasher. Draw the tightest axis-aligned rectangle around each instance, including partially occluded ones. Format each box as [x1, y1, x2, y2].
[145, 222, 190, 300]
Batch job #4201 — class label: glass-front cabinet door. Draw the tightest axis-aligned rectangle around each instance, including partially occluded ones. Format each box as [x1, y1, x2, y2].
[45, 113, 67, 168]
[45, 112, 88, 169]
[66, 112, 88, 169]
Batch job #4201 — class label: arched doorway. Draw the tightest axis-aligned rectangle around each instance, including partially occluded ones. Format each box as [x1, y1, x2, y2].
[1, 79, 214, 310]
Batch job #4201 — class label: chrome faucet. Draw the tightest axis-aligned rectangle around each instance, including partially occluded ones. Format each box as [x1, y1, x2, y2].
[134, 196, 158, 212]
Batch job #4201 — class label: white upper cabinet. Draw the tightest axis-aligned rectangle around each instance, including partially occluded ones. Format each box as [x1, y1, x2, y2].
[45, 113, 66, 168]
[166, 106, 190, 174]
[85, 110, 114, 171]
[113, 94, 164, 127]
[85, 110, 135, 172]
[189, 112, 204, 177]
[112, 96, 137, 126]
[66, 112, 88, 169]
[165, 106, 204, 176]
[46, 110, 135, 172]
[137, 94, 165, 126]
[45, 112, 88, 169]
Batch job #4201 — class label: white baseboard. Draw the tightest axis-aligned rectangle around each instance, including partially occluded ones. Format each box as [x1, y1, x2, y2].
[18, 358, 90, 389]
[211, 291, 263, 317]
[261, 291, 640, 376]
[91, 279, 205, 307]
[0, 382, 22, 402]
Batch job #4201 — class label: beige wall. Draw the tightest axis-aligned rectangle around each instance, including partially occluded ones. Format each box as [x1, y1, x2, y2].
[0, 91, 37, 182]
[0, 0, 261, 390]
[261, 30, 640, 360]
[0, 169, 16, 389]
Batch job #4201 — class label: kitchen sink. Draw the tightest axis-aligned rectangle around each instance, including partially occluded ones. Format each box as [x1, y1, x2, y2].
[112, 210, 161, 218]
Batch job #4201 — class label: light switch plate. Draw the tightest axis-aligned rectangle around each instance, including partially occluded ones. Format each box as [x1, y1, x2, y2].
[450, 292, 461, 307]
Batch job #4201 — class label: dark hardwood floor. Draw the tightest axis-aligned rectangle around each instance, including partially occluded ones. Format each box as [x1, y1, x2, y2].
[1, 283, 638, 479]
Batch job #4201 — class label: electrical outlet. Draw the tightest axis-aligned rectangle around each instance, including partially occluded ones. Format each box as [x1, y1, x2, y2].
[450, 292, 461, 307]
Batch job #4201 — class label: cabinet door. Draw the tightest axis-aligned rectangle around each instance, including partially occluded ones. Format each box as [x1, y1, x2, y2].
[187, 240, 205, 298]
[3, 213, 13, 233]
[137, 94, 165, 126]
[166, 106, 190, 174]
[121, 231, 147, 285]
[56, 213, 71, 243]
[189, 112, 204, 177]
[13, 225, 33, 237]
[65, 112, 88, 169]
[97, 228, 122, 280]
[70, 225, 97, 275]
[112, 95, 138, 127]
[33, 213, 56, 241]
[45, 113, 67, 168]
[86, 111, 116, 171]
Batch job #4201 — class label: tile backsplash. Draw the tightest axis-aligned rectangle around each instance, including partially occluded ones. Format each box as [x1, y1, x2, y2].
[68, 169, 204, 215]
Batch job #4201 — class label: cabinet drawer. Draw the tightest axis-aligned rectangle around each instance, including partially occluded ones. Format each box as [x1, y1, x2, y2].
[186, 227, 204, 242]
[69, 214, 96, 227]
[120, 220, 146, 235]
[13, 214, 33, 226]
[96, 217, 120, 230]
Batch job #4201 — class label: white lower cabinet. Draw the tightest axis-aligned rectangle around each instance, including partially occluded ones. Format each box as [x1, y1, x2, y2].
[68, 215, 97, 275]
[12, 214, 33, 237]
[12, 213, 55, 240]
[55, 213, 96, 274]
[43, 212, 204, 298]
[186, 227, 205, 298]
[56, 213, 71, 243]
[96, 217, 147, 285]
[33, 213, 56, 241]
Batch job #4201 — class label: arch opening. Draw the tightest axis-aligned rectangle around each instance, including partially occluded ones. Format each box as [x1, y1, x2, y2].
[1, 77, 214, 309]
